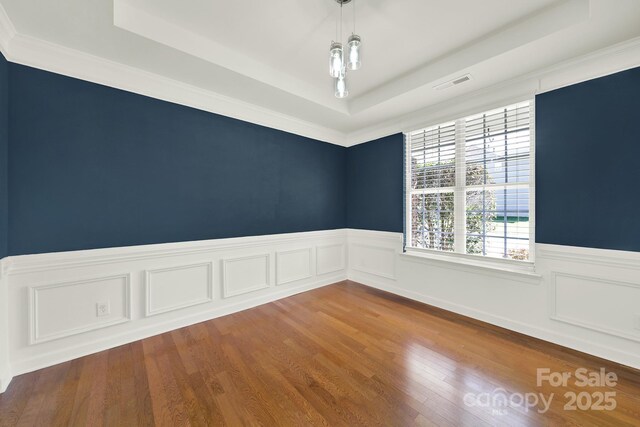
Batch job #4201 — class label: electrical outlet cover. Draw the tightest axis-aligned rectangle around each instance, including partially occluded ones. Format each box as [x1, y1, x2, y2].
[96, 301, 110, 317]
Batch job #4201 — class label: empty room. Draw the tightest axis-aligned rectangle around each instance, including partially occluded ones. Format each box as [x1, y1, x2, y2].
[0, 0, 639, 425]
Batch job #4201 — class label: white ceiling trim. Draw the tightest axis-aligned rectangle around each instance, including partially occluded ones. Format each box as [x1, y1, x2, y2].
[0, 3, 639, 149]
[113, 0, 347, 115]
[349, 0, 590, 115]
[345, 36, 640, 146]
[0, 0, 14, 54]
[346, 80, 538, 147]
[0, 3, 348, 146]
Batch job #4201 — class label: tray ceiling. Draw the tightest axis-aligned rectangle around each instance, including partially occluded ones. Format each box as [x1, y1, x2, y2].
[0, 0, 639, 143]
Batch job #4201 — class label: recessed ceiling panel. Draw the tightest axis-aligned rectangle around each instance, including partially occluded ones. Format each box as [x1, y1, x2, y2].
[1, 0, 639, 139]
[117, 0, 562, 106]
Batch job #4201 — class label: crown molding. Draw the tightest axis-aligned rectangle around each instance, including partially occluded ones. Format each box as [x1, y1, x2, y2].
[0, 2, 15, 56]
[1, 2, 639, 149]
[113, 0, 348, 116]
[348, 0, 590, 116]
[344, 36, 640, 146]
[0, 4, 348, 146]
[345, 79, 538, 147]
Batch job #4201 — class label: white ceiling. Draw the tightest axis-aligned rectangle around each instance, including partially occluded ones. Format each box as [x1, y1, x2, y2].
[1, 0, 639, 143]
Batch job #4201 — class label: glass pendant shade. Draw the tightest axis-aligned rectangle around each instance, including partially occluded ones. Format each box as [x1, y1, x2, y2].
[335, 72, 348, 98]
[329, 42, 344, 78]
[347, 34, 361, 70]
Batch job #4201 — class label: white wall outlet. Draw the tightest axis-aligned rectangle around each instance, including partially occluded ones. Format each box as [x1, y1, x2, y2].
[96, 301, 110, 317]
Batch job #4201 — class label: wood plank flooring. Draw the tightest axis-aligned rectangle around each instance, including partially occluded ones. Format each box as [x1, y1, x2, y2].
[1, 280, 639, 426]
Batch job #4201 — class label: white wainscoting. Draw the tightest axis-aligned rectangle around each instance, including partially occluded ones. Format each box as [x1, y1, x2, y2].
[222, 254, 270, 298]
[3, 227, 639, 394]
[349, 243, 396, 280]
[551, 272, 640, 343]
[145, 262, 213, 317]
[0, 229, 347, 393]
[0, 259, 11, 393]
[316, 243, 345, 275]
[347, 229, 640, 370]
[29, 274, 132, 344]
[276, 248, 312, 286]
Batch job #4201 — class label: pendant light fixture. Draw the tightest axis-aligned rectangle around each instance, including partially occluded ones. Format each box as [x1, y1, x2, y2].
[347, 34, 361, 71]
[335, 69, 348, 98]
[329, 0, 362, 98]
[329, 42, 343, 78]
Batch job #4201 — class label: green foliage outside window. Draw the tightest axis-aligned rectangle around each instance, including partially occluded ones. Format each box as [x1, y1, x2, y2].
[410, 159, 496, 254]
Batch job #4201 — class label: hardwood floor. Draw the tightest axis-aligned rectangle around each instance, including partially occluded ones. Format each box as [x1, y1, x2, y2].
[1, 280, 639, 426]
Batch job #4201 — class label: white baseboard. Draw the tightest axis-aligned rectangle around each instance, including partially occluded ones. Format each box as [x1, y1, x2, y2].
[0, 368, 10, 394]
[12, 273, 345, 377]
[0, 229, 348, 393]
[3, 227, 639, 395]
[350, 271, 640, 370]
[347, 229, 640, 371]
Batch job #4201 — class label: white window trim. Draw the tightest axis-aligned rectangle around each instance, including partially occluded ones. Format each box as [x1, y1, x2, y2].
[402, 247, 538, 279]
[404, 99, 536, 271]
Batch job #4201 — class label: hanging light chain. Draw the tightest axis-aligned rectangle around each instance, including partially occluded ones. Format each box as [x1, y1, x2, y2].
[353, 0, 356, 34]
[340, 1, 343, 44]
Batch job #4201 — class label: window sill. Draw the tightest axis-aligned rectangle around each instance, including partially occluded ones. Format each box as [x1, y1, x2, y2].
[400, 249, 542, 283]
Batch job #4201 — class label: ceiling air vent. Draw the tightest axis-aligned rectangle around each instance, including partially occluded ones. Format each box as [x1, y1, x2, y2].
[433, 74, 472, 91]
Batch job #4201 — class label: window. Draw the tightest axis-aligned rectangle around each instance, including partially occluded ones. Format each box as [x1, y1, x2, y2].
[405, 101, 533, 262]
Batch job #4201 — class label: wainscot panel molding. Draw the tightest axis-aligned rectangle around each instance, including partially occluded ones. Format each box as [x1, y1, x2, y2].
[3, 228, 639, 395]
[0, 229, 348, 393]
[145, 262, 213, 317]
[346, 229, 401, 281]
[551, 272, 640, 343]
[5, 229, 347, 275]
[276, 248, 313, 286]
[222, 254, 271, 298]
[537, 243, 640, 270]
[316, 244, 346, 275]
[346, 229, 640, 370]
[349, 244, 397, 280]
[29, 274, 132, 345]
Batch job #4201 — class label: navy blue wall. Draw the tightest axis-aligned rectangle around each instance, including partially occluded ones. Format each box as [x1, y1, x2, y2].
[8, 64, 346, 255]
[5, 59, 639, 256]
[346, 133, 404, 232]
[536, 66, 640, 252]
[0, 53, 7, 259]
[345, 66, 640, 254]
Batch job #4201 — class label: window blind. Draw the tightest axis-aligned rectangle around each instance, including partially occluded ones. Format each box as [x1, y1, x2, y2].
[408, 121, 457, 252]
[464, 102, 531, 260]
[406, 101, 532, 261]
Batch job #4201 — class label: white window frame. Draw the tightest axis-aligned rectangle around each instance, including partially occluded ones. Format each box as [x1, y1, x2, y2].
[404, 100, 536, 272]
